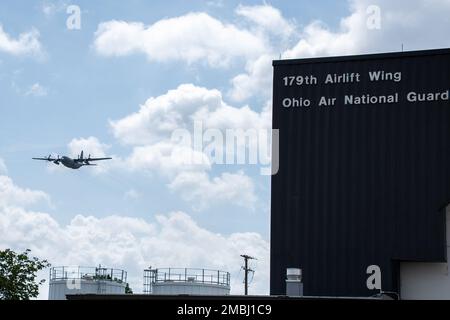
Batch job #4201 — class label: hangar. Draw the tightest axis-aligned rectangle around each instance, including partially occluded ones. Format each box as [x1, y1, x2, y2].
[271, 48, 450, 299]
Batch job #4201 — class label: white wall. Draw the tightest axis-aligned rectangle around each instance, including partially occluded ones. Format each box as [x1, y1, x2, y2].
[152, 282, 230, 296]
[400, 205, 450, 300]
[49, 279, 126, 300]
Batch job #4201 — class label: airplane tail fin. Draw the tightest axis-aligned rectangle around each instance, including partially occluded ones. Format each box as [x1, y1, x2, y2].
[80, 150, 84, 160]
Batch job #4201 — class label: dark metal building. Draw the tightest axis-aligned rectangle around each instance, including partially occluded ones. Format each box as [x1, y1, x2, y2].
[271, 49, 450, 297]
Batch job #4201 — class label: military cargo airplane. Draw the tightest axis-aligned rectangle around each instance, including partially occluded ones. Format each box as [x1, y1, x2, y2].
[33, 151, 112, 169]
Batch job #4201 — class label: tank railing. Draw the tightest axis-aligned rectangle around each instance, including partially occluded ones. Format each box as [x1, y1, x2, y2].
[146, 268, 230, 286]
[49, 266, 127, 283]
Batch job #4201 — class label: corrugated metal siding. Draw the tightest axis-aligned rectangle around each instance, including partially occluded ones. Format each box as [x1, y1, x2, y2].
[271, 49, 450, 297]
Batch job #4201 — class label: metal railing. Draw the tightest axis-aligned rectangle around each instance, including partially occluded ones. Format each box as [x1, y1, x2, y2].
[143, 268, 230, 293]
[50, 266, 127, 284]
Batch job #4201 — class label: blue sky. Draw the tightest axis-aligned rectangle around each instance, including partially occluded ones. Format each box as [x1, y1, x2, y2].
[1, 0, 449, 297]
[0, 1, 349, 235]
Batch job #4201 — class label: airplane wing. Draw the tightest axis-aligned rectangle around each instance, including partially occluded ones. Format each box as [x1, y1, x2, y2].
[73, 158, 112, 165]
[86, 157, 112, 161]
[74, 157, 112, 163]
[32, 157, 57, 161]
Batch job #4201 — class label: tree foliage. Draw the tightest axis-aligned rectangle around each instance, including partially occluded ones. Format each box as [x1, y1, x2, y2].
[0, 249, 51, 300]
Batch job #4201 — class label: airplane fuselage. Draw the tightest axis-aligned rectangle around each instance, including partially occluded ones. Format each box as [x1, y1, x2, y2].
[60, 156, 84, 169]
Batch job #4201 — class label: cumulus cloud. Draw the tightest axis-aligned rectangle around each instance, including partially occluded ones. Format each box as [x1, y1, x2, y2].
[111, 84, 269, 146]
[0, 176, 267, 298]
[126, 142, 211, 176]
[0, 205, 269, 298]
[0, 175, 50, 208]
[64, 111, 258, 211]
[231, 0, 450, 102]
[124, 142, 257, 211]
[110, 84, 268, 210]
[42, 1, 68, 17]
[25, 83, 48, 97]
[94, 13, 268, 67]
[67, 136, 110, 159]
[228, 4, 295, 102]
[228, 54, 274, 102]
[65, 137, 116, 174]
[236, 4, 296, 38]
[0, 25, 43, 56]
[92, 4, 294, 102]
[206, 0, 225, 8]
[111, 84, 221, 145]
[168, 171, 257, 211]
[283, 0, 450, 59]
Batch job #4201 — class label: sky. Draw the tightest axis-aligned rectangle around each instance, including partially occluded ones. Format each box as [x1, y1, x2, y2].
[0, 0, 450, 299]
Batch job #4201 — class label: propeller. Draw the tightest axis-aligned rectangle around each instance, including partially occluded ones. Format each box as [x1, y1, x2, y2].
[53, 155, 61, 165]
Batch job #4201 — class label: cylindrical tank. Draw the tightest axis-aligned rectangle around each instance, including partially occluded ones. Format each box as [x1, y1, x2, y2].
[144, 268, 230, 296]
[48, 266, 127, 300]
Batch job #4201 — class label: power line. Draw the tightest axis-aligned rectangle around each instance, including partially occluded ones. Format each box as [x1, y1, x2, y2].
[240, 254, 256, 296]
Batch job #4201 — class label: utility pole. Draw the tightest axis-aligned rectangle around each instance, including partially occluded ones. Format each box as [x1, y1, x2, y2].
[240, 254, 256, 296]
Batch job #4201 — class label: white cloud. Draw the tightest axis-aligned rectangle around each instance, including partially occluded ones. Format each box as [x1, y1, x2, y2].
[93, 13, 268, 67]
[195, 97, 271, 131]
[0, 175, 50, 208]
[283, 0, 450, 59]
[228, 4, 295, 102]
[228, 54, 274, 102]
[0, 205, 269, 298]
[111, 84, 269, 146]
[92, 4, 294, 102]
[25, 83, 48, 97]
[168, 171, 257, 211]
[126, 142, 211, 177]
[124, 142, 256, 211]
[42, 3, 56, 16]
[0, 176, 266, 298]
[64, 134, 257, 211]
[42, 1, 68, 17]
[236, 4, 296, 38]
[206, 0, 225, 8]
[67, 136, 110, 159]
[66, 137, 114, 174]
[111, 84, 222, 145]
[0, 25, 43, 56]
[110, 84, 267, 210]
[231, 0, 450, 101]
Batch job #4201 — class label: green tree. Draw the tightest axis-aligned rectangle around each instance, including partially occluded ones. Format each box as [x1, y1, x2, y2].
[125, 283, 133, 294]
[0, 249, 51, 300]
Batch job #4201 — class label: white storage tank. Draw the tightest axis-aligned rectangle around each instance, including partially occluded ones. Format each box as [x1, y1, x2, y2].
[143, 268, 230, 296]
[49, 266, 127, 300]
